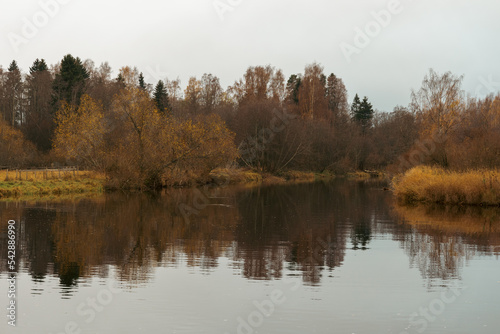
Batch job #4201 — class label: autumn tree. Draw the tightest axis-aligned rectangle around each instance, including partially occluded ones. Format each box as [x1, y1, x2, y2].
[447, 95, 500, 169]
[117, 66, 140, 88]
[230, 65, 284, 105]
[53, 95, 106, 168]
[169, 114, 238, 180]
[298, 63, 327, 119]
[369, 107, 418, 170]
[200, 73, 222, 114]
[411, 69, 464, 167]
[85, 62, 123, 113]
[326, 73, 349, 122]
[108, 86, 237, 189]
[184, 76, 202, 115]
[0, 118, 35, 167]
[165, 77, 182, 116]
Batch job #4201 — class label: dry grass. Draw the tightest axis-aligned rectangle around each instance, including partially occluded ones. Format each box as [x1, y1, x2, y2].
[393, 166, 500, 205]
[0, 169, 105, 199]
[209, 167, 263, 185]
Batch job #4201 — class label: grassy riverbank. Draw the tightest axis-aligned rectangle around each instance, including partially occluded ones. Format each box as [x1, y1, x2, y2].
[0, 166, 378, 200]
[393, 166, 500, 206]
[1, 167, 339, 199]
[0, 170, 105, 199]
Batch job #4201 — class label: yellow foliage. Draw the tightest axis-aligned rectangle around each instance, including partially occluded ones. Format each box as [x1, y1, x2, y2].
[393, 166, 500, 205]
[0, 119, 35, 167]
[107, 87, 238, 189]
[53, 95, 106, 168]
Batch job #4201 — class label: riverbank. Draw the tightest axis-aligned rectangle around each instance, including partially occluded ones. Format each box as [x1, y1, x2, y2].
[0, 167, 380, 200]
[0, 167, 339, 199]
[0, 170, 105, 199]
[393, 166, 500, 206]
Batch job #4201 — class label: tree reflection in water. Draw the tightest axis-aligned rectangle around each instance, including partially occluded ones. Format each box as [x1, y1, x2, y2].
[394, 203, 500, 283]
[0, 179, 499, 291]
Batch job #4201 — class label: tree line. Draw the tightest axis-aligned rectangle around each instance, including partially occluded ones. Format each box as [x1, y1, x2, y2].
[1, 55, 499, 189]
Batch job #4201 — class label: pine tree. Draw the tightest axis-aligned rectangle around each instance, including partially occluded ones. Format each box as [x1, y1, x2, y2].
[351, 94, 361, 119]
[8, 60, 19, 72]
[5, 60, 22, 126]
[52, 54, 89, 106]
[351, 94, 374, 133]
[139, 72, 146, 90]
[25, 58, 53, 151]
[153, 80, 170, 114]
[29, 58, 48, 74]
[359, 96, 374, 130]
[286, 74, 301, 104]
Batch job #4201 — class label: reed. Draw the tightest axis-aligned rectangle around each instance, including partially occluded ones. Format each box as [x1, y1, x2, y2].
[393, 166, 500, 205]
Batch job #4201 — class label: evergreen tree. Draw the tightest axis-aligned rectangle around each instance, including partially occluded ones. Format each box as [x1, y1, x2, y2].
[351, 94, 361, 119]
[139, 72, 146, 90]
[29, 58, 48, 74]
[153, 80, 170, 114]
[8, 60, 19, 72]
[352, 94, 374, 133]
[4, 60, 22, 126]
[52, 54, 89, 106]
[359, 96, 374, 129]
[286, 74, 301, 104]
[25, 58, 53, 151]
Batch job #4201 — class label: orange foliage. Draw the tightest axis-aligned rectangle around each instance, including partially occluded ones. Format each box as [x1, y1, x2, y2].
[53, 95, 106, 168]
[0, 119, 35, 167]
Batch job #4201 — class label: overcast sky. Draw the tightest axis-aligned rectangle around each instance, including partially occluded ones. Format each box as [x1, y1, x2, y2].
[1, 0, 499, 112]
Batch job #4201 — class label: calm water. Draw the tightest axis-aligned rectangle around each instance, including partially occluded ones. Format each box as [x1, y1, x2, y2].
[1, 179, 499, 334]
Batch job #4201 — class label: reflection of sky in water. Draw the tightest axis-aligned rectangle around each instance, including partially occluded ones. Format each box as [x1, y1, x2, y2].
[0, 179, 499, 333]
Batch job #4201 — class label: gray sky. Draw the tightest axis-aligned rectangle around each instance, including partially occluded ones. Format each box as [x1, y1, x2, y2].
[1, 0, 499, 112]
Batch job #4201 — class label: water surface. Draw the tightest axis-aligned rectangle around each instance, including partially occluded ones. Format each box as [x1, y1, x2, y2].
[1, 179, 499, 333]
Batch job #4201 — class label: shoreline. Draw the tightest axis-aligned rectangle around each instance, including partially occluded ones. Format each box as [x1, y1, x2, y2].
[0, 168, 370, 201]
[0, 166, 390, 201]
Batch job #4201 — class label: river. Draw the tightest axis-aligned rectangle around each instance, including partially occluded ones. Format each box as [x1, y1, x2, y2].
[1, 179, 499, 333]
